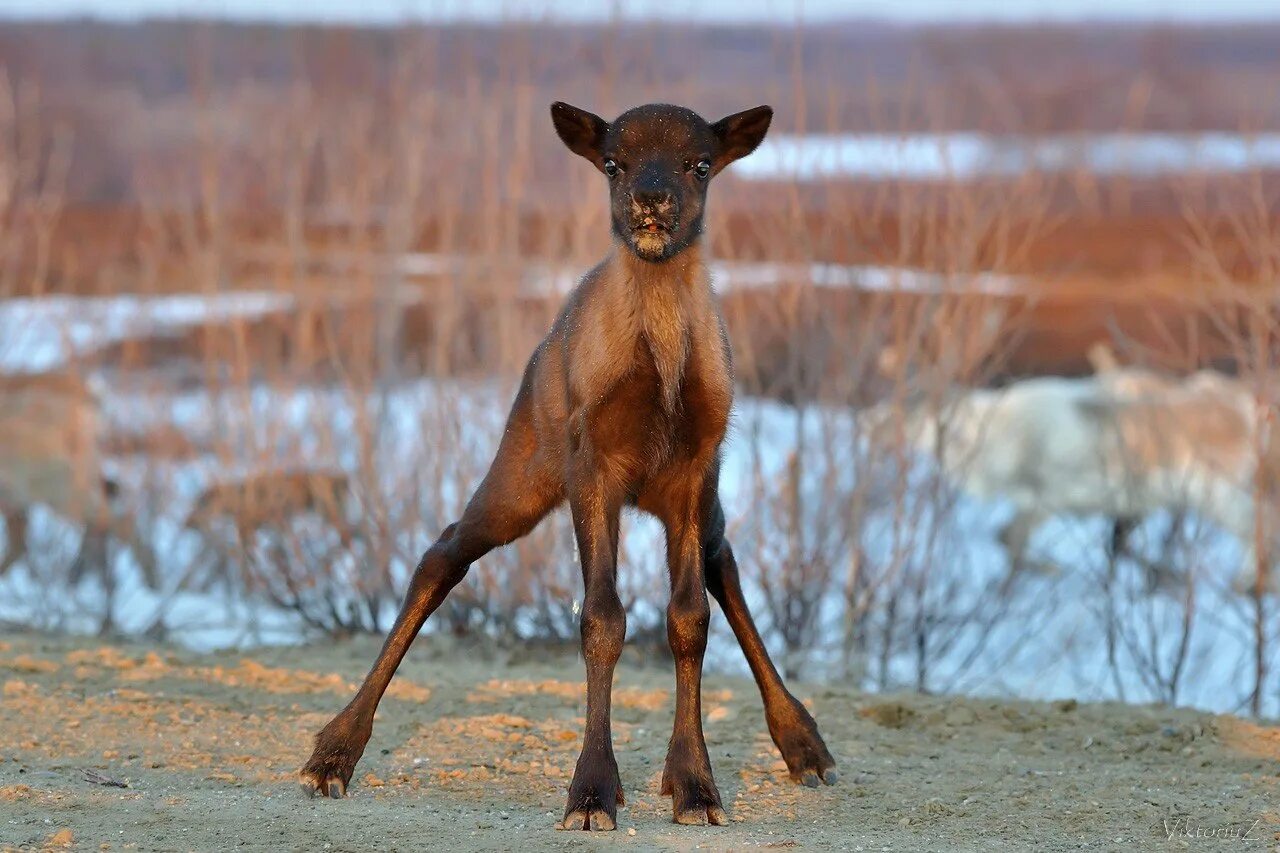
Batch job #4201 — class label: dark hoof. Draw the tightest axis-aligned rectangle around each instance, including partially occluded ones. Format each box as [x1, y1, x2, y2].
[769, 699, 838, 788]
[299, 714, 370, 800]
[299, 770, 350, 799]
[662, 748, 727, 827]
[559, 752, 622, 831]
[557, 807, 617, 832]
[675, 802, 729, 826]
[666, 774, 728, 826]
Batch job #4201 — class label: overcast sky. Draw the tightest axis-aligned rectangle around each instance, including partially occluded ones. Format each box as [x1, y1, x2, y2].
[1, 0, 1277, 24]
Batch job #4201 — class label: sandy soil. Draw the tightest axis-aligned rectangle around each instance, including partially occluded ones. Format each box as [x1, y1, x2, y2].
[0, 631, 1277, 852]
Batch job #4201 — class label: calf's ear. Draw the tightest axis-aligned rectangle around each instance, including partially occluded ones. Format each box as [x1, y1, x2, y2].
[550, 102, 609, 172]
[711, 105, 773, 174]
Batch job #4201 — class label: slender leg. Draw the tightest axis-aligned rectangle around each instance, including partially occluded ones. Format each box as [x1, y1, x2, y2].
[69, 525, 110, 588]
[702, 496, 837, 787]
[559, 459, 626, 831]
[998, 509, 1042, 574]
[300, 398, 561, 798]
[1109, 516, 1138, 561]
[0, 507, 28, 577]
[655, 471, 727, 825]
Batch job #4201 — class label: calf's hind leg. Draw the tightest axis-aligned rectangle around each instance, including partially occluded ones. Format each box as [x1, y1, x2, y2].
[299, 398, 561, 798]
[702, 496, 837, 787]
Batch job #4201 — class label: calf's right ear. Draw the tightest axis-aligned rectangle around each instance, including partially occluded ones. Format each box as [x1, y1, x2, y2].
[550, 102, 609, 172]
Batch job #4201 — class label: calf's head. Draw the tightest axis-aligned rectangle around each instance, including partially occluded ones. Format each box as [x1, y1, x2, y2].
[550, 101, 772, 262]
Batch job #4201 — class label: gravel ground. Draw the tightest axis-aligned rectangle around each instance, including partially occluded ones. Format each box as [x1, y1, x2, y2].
[1, 631, 1277, 851]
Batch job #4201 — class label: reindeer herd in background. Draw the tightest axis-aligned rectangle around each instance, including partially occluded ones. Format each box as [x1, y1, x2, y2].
[865, 342, 1277, 591]
[0, 371, 117, 581]
[0, 369, 361, 608]
[0, 339, 1275, 615]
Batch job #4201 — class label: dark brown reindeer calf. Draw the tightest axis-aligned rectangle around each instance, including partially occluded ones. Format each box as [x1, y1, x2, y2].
[300, 101, 837, 830]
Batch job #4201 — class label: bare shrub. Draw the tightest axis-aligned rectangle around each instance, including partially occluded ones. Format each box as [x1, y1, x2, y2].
[0, 23, 1276, 718]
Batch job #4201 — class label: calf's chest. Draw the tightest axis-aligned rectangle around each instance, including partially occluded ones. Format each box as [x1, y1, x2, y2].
[586, 330, 730, 473]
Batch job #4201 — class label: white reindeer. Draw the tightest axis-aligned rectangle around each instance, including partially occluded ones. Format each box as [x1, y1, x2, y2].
[0, 371, 131, 583]
[864, 365, 1276, 589]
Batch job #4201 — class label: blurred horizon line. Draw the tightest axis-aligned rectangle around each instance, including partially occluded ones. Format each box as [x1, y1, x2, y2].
[2, 0, 1279, 27]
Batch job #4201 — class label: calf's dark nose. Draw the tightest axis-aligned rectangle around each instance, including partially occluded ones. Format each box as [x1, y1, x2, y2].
[632, 187, 673, 211]
[630, 165, 677, 213]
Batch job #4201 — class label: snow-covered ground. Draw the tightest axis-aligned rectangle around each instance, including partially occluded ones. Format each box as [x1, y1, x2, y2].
[0, 289, 1272, 715]
[0, 369, 1272, 717]
[738, 132, 1280, 181]
[404, 253, 1025, 298]
[0, 291, 291, 374]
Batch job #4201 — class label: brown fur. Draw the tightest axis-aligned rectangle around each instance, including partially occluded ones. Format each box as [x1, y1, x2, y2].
[299, 102, 836, 830]
[181, 469, 358, 594]
[184, 470, 354, 538]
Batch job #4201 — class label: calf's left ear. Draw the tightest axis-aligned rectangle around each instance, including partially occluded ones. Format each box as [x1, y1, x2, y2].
[711, 105, 773, 173]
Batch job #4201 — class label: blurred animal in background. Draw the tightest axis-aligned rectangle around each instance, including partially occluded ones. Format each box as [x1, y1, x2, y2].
[181, 468, 360, 590]
[0, 371, 143, 586]
[864, 346, 1278, 590]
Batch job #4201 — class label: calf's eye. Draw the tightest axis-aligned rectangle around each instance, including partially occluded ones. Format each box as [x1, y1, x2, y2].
[694, 160, 711, 180]
[603, 159, 620, 178]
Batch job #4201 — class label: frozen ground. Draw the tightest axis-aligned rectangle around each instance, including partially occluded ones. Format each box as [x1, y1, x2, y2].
[738, 132, 1280, 181]
[522, 256, 1023, 298]
[0, 292, 291, 375]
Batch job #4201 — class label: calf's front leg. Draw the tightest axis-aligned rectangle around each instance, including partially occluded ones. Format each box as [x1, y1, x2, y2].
[300, 395, 560, 798]
[656, 475, 727, 825]
[558, 465, 626, 831]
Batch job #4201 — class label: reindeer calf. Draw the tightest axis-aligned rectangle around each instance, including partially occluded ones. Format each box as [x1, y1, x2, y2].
[299, 102, 836, 829]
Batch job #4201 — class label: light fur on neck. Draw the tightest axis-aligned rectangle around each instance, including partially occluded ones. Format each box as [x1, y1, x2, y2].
[614, 241, 709, 413]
